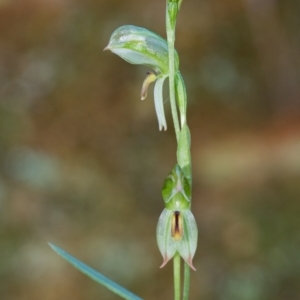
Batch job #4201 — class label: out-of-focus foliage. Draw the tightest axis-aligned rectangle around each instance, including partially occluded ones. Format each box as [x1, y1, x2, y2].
[0, 0, 299, 299]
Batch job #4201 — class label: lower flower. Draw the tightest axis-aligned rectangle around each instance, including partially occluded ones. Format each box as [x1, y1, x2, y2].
[156, 208, 198, 270]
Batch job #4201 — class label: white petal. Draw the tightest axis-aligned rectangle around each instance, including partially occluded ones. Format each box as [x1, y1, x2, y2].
[154, 75, 168, 131]
[156, 209, 177, 268]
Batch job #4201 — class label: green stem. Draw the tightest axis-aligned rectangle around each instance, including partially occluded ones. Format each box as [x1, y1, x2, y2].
[173, 253, 181, 300]
[166, 2, 193, 300]
[166, 6, 181, 141]
[182, 262, 190, 300]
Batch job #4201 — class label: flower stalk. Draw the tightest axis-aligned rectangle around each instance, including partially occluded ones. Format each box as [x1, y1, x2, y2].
[174, 253, 181, 300]
[105, 0, 197, 298]
[165, 1, 196, 299]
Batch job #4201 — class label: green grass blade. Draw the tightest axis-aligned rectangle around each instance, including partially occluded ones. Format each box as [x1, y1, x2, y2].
[48, 243, 143, 300]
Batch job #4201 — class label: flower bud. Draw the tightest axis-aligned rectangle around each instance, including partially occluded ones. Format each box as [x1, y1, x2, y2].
[167, 2, 179, 30]
[161, 164, 191, 210]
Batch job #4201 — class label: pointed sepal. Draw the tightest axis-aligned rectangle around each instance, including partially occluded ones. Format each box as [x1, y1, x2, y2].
[156, 209, 177, 268]
[177, 209, 198, 270]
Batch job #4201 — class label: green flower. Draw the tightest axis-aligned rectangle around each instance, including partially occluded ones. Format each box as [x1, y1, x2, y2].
[157, 208, 197, 270]
[105, 25, 179, 131]
[157, 165, 198, 270]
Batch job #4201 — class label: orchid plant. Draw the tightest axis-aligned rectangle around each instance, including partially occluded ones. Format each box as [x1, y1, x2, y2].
[49, 1, 198, 299]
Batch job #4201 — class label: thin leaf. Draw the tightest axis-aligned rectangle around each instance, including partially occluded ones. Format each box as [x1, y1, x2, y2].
[48, 243, 143, 300]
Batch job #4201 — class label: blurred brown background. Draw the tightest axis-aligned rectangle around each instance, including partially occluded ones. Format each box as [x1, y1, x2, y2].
[1, 0, 300, 299]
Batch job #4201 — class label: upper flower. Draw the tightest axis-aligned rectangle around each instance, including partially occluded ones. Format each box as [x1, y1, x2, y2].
[105, 25, 178, 74]
[105, 25, 179, 131]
